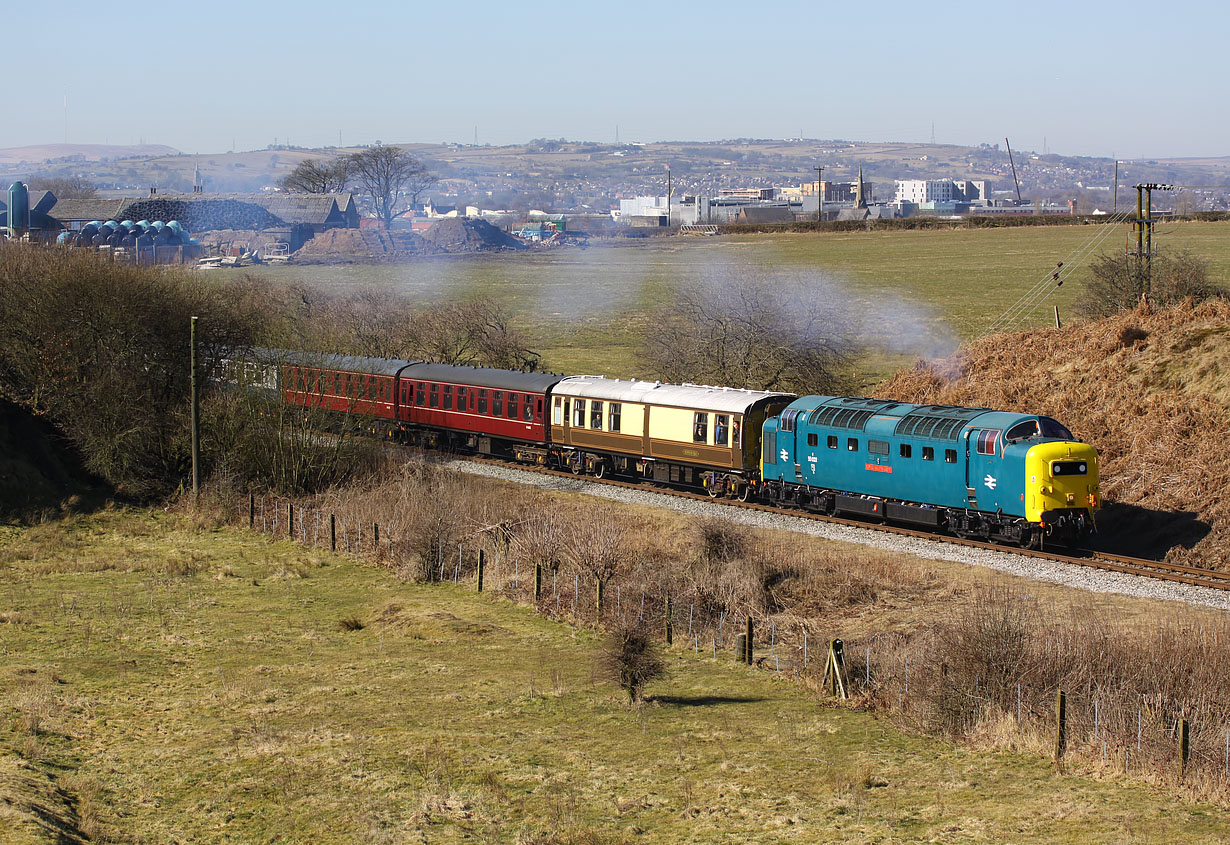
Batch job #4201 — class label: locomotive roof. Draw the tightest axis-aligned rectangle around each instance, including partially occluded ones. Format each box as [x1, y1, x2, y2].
[554, 376, 793, 413]
[781, 396, 1044, 441]
[402, 362, 566, 393]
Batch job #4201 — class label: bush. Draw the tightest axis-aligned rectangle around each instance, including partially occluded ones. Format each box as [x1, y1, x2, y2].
[1081, 249, 1220, 318]
[599, 624, 667, 704]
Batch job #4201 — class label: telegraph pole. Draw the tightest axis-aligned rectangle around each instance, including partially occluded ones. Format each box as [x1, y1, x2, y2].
[190, 316, 200, 503]
[816, 165, 824, 224]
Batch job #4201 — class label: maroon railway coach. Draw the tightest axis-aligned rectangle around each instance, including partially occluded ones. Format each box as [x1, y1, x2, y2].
[280, 354, 565, 453]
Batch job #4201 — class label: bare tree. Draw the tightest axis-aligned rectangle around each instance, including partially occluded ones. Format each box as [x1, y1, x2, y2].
[278, 158, 351, 194]
[642, 273, 854, 395]
[346, 145, 436, 227]
[1080, 249, 1219, 318]
[33, 175, 97, 198]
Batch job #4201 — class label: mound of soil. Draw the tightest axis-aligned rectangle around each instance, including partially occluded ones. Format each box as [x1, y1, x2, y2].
[876, 299, 1230, 567]
[194, 229, 285, 255]
[419, 218, 526, 252]
[293, 228, 439, 264]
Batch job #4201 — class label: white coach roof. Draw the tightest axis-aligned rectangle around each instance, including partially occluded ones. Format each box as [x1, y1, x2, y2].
[554, 375, 793, 414]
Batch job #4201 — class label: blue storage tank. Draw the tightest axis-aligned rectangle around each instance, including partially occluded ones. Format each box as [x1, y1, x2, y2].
[6, 182, 29, 231]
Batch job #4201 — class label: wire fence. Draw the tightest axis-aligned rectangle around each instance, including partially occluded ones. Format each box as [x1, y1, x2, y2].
[238, 494, 1230, 795]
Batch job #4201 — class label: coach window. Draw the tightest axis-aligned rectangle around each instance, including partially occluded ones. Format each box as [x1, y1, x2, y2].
[456, 386, 467, 411]
[478, 390, 488, 414]
[715, 415, 729, 446]
[923, 446, 934, 461]
[416, 382, 426, 406]
[806, 433, 818, 447]
[590, 401, 603, 430]
[508, 393, 519, 419]
[733, 417, 741, 447]
[442, 385, 452, 410]
[847, 437, 858, 451]
[945, 449, 958, 463]
[429, 384, 439, 408]
[493, 391, 503, 417]
[525, 395, 535, 422]
[553, 397, 563, 425]
[536, 398, 543, 421]
[900, 444, 912, 458]
[574, 399, 586, 427]
[694, 412, 708, 443]
[827, 435, 838, 449]
[609, 403, 621, 432]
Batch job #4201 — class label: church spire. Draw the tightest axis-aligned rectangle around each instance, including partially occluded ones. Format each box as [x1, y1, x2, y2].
[855, 166, 867, 208]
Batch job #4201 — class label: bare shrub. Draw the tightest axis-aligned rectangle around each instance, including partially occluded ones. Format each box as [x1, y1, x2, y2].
[563, 508, 637, 582]
[338, 615, 365, 632]
[696, 518, 749, 563]
[599, 623, 667, 704]
[1081, 248, 1220, 318]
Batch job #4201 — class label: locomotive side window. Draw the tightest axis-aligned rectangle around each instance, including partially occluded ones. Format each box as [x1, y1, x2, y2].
[945, 449, 958, 463]
[923, 446, 934, 461]
[553, 397, 563, 425]
[763, 430, 776, 464]
[493, 391, 503, 417]
[715, 415, 729, 446]
[609, 403, 621, 432]
[900, 444, 912, 458]
[478, 390, 488, 414]
[806, 433, 818, 447]
[976, 430, 1001, 455]
[590, 401, 603, 430]
[869, 439, 890, 456]
[574, 399, 586, 427]
[508, 393, 519, 419]
[415, 382, 426, 406]
[847, 438, 858, 451]
[442, 385, 452, 410]
[694, 412, 708, 443]
[429, 384, 439, 409]
[827, 435, 838, 449]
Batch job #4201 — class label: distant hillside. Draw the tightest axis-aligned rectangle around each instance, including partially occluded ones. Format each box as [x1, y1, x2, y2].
[877, 299, 1230, 567]
[0, 143, 179, 166]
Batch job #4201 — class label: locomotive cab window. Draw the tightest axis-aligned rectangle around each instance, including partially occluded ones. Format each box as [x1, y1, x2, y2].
[827, 435, 838, 449]
[922, 446, 934, 461]
[574, 399, 586, 427]
[1051, 461, 1089, 476]
[493, 391, 503, 417]
[608, 403, 621, 432]
[900, 444, 912, 458]
[944, 449, 958, 463]
[553, 397, 563, 425]
[715, 415, 729, 446]
[807, 433, 818, 447]
[763, 430, 777, 464]
[442, 385, 452, 410]
[694, 412, 708, 443]
[590, 401, 603, 430]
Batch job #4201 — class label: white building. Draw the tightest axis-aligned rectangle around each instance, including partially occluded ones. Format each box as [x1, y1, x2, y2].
[894, 179, 991, 205]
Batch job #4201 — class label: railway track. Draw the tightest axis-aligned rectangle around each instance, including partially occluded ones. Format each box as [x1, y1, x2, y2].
[455, 453, 1230, 594]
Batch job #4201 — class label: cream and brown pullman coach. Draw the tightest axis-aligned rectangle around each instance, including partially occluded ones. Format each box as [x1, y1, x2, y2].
[545, 376, 793, 498]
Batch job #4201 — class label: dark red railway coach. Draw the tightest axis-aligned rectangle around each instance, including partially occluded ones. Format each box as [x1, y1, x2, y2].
[281, 354, 564, 453]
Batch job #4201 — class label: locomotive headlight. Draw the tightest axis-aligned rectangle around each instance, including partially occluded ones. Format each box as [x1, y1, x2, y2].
[1066, 493, 1075, 504]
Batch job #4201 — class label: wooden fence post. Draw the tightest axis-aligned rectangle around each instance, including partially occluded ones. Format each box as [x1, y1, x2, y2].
[1179, 719, 1191, 781]
[1055, 690, 1067, 765]
[477, 550, 485, 593]
[664, 596, 673, 646]
[248, 492, 254, 529]
[745, 616, 754, 665]
[534, 564, 542, 601]
[595, 578, 605, 617]
[374, 523, 379, 547]
[330, 514, 336, 552]
[288, 503, 294, 537]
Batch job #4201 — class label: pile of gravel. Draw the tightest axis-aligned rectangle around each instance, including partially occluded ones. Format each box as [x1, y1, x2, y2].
[419, 218, 526, 252]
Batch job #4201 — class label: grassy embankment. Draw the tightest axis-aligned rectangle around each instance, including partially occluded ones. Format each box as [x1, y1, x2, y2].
[4, 507, 1230, 843]
[258, 220, 1230, 382]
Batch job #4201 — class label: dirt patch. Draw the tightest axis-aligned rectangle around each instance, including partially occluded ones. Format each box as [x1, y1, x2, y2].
[291, 228, 439, 264]
[876, 299, 1230, 567]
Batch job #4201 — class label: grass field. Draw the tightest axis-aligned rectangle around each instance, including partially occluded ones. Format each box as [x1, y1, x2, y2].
[256, 221, 1230, 382]
[4, 509, 1230, 843]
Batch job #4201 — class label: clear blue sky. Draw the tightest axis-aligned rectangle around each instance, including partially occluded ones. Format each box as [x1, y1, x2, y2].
[4, 0, 1224, 158]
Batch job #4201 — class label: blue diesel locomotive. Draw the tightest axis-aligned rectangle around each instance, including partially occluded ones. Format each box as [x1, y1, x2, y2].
[757, 397, 1099, 547]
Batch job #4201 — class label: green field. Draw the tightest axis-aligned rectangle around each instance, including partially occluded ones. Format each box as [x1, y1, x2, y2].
[3, 510, 1230, 843]
[255, 221, 1230, 381]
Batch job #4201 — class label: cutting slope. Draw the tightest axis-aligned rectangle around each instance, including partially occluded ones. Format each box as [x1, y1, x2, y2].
[877, 299, 1230, 566]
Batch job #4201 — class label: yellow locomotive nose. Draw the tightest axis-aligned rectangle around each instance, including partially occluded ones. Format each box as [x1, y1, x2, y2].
[1025, 441, 1100, 524]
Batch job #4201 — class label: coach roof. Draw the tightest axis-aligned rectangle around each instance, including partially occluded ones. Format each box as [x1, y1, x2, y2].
[403, 362, 565, 393]
[554, 375, 792, 413]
